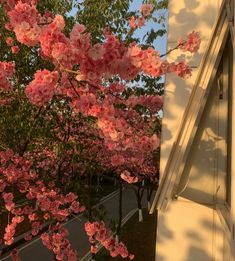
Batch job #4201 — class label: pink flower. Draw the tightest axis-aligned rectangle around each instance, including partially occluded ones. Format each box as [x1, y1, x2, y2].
[2, 192, 14, 202]
[4, 223, 16, 245]
[14, 22, 41, 46]
[24, 233, 32, 241]
[88, 43, 105, 61]
[85, 221, 134, 259]
[70, 201, 85, 214]
[178, 31, 201, 53]
[140, 4, 154, 17]
[25, 69, 59, 106]
[0, 62, 15, 91]
[12, 216, 24, 224]
[51, 42, 68, 61]
[11, 45, 19, 54]
[84, 222, 96, 237]
[6, 37, 14, 46]
[0, 179, 6, 192]
[129, 16, 137, 29]
[7, 2, 39, 28]
[175, 60, 192, 79]
[28, 213, 38, 221]
[10, 249, 20, 261]
[41, 233, 52, 249]
[65, 192, 77, 203]
[52, 15, 65, 31]
[120, 171, 138, 184]
[109, 83, 125, 93]
[91, 245, 98, 253]
[31, 221, 42, 236]
[150, 134, 160, 150]
[7, 2, 41, 46]
[111, 154, 125, 166]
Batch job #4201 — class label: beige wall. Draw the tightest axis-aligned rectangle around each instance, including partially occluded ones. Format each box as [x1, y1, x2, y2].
[156, 1, 231, 261]
[156, 197, 224, 261]
[160, 0, 222, 177]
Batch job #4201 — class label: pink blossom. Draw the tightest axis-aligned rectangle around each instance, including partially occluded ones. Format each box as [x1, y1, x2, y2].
[150, 134, 160, 150]
[11, 45, 20, 54]
[129, 16, 145, 29]
[70, 201, 85, 214]
[88, 43, 105, 61]
[140, 4, 154, 17]
[8, 2, 41, 46]
[6, 37, 14, 46]
[10, 249, 20, 261]
[175, 60, 192, 78]
[129, 16, 137, 29]
[25, 69, 59, 106]
[4, 223, 16, 245]
[8, 2, 39, 28]
[31, 221, 42, 236]
[14, 22, 41, 46]
[85, 221, 134, 259]
[111, 154, 125, 166]
[109, 83, 125, 93]
[2, 192, 14, 202]
[24, 233, 32, 241]
[178, 31, 201, 53]
[120, 170, 138, 184]
[0, 62, 15, 91]
[53, 15, 65, 31]
[84, 222, 96, 237]
[65, 192, 77, 202]
[39, 25, 68, 58]
[41, 231, 78, 260]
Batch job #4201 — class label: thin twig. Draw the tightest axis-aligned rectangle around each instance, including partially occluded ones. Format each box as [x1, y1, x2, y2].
[160, 43, 183, 58]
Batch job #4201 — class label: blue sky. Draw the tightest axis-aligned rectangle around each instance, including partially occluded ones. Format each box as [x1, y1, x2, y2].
[129, 0, 167, 55]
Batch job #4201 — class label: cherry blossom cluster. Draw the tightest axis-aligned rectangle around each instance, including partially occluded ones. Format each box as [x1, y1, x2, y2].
[0, 62, 15, 91]
[0, 149, 37, 194]
[178, 31, 201, 53]
[10, 249, 20, 261]
[129, 3, 154, 29]
[25, 69, 59, 106]
[0, 0, 38, 11]
[4, 1, 199, 105]
[120, 170, 138, 184]
[85, 221, 134, 259]
[126, 94, 163, 114]
[7, 1, 42, 46]
[4, 35, 20, 54]
[0, 149, 85, 254]
[41, 227, 78, 261]
[4, 215, 24, 245]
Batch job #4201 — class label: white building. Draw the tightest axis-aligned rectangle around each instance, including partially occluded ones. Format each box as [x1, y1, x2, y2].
[151, 0, 234, 260]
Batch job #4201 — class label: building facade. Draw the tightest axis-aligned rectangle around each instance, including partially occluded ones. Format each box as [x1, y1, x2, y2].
[151, 0, 234, 260]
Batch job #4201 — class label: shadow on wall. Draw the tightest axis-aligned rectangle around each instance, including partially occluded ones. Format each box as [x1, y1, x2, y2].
[156, 202, 225, 261]
[155, 0, 229, 258]
[156, 78, 227, 259]
[169, 0, 218, 41]
[184, 246, 211, 261]
[159, 0, 222, 181]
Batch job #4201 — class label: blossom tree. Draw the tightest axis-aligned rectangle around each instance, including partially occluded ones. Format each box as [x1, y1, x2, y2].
[0, 0, 201, 260]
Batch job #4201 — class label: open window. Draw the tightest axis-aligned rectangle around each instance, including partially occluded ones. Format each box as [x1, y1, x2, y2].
[150, 0, 231, 213]
[215, 35, 234, 236]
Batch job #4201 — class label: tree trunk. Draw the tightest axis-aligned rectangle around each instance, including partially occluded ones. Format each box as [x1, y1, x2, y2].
[116, 181, 123, 237]
[137, 186, 143, 222]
